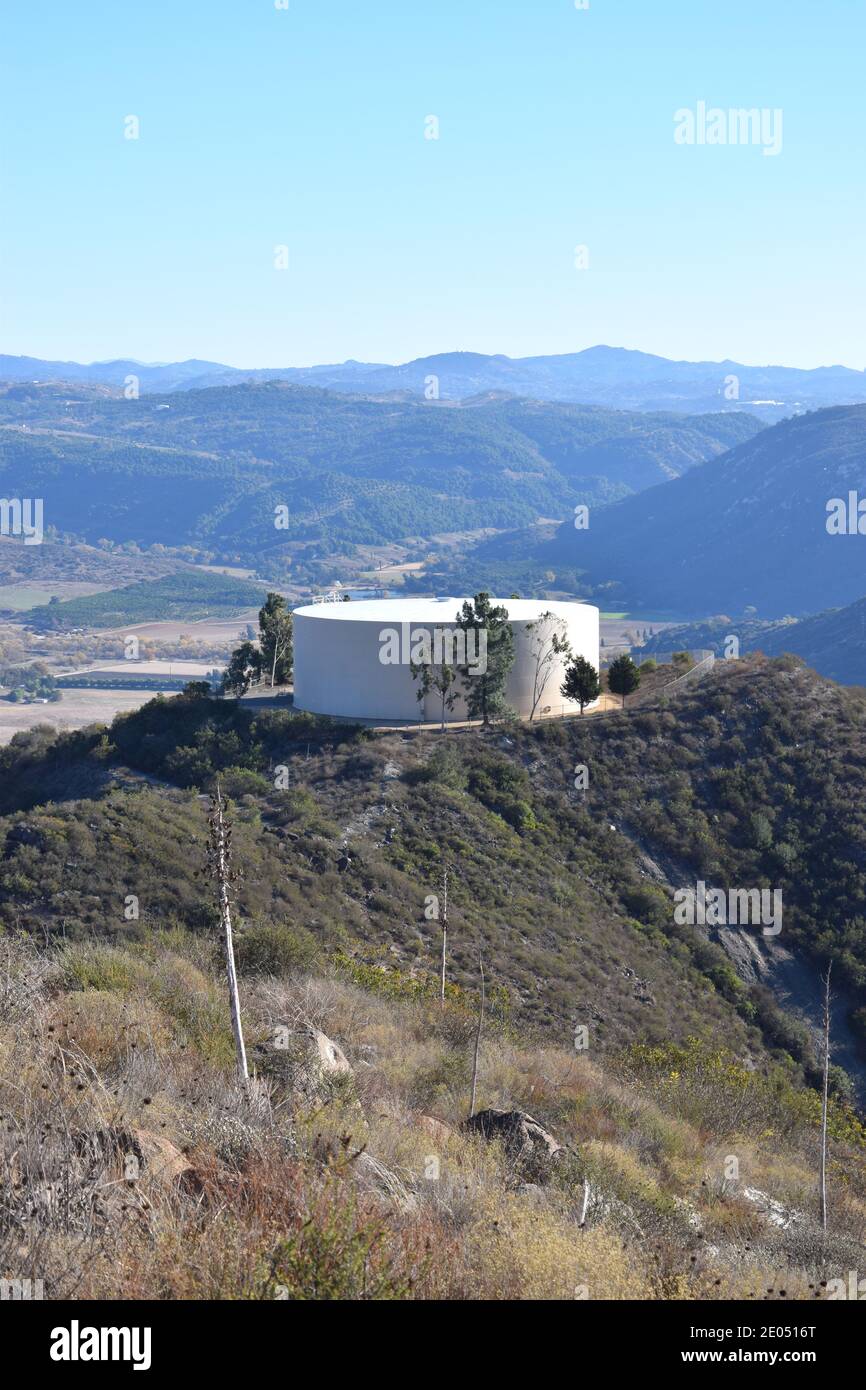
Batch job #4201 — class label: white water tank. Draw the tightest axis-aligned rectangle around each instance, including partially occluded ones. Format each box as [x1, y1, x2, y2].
[292, 596, 599, 722]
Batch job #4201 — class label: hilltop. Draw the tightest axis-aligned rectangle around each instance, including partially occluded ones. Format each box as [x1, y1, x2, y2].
[2, 655, 865, 1089]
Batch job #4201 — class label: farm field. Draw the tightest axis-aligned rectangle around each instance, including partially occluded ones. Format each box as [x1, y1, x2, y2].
[0, 688, 160, 745]
[99, 614, 258, 644]
[599, 615, 679, 649]
[60, 659, 222, 678]
[0, 581, 108, 610]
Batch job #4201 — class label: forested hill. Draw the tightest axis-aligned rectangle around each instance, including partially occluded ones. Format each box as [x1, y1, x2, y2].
[542, 404, 866, 617]
[0, 380, 759, 558]
[2, 654, 865, 1099]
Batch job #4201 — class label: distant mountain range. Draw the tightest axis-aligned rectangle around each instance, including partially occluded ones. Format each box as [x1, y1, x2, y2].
[2, 346, 865, 418]
[0, 380, 759, 561]
[541, 405, 866, 618]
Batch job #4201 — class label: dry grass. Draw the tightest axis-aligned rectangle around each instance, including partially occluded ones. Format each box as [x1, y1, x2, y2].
[1, 933, 864, 1300]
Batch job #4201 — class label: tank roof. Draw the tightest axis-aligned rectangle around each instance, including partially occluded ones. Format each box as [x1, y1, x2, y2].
[292, 597, 596, 622]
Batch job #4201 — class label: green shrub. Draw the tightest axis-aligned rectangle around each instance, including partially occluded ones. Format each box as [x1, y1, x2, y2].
[236, 921, 320, 976]
[220, 766, 272, 798]
[262, 1183, 414, 1300]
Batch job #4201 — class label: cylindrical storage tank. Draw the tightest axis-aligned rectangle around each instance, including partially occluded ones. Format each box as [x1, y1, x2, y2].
[291, 597, 599, 722]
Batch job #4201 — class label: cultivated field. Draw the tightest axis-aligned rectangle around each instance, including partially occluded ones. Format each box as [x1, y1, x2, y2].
[0, 689, 171, 745]
[99, 615, 258, 644]
[61, 659, 221, 678]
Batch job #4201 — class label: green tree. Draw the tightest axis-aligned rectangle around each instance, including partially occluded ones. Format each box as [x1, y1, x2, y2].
[258, 592, 294, 688]
[455, 593, 515, 727]
[607, 653, 641, 708]
[410, 655, 459, 733]
[561, 654, 600, 714]
[221, 642, 262, 697]
[180, 680, 212, 700]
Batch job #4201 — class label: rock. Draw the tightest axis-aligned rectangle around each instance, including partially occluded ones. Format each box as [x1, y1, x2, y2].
[75, 1126, 195, 1188]
[465, 1108, 564, 1181]
[414, 1113, 458, 1145]
[131, 1130, 195, 1186]
[742, 1186, 804, 1230]
[4, 822, 46, 855]
[673, 1195, 704, 1233]
[310, 1028, 352, 1077]
[255, 1025, 354, 1105]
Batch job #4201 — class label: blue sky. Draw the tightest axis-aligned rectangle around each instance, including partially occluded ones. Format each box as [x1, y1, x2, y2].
[2, 0, 863, 369]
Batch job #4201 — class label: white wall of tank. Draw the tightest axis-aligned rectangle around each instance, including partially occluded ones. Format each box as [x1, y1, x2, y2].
[291, 596, 600, 722]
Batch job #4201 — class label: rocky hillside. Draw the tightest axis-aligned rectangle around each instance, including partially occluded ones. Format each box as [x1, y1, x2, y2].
[1, 931, 864, 1300]
[2, 656, 866, 1096]
[2, 661, 866, 1298]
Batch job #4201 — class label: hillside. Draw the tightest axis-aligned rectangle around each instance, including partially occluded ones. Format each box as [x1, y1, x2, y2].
[642, 602, 866, 687]
[2, 656, 866, 1090]
[2, 929, 864, 1301]
[0, 536, 181, 588]
[2, 662, 866, 1300]
[542, 405, 866, 617]
[0, 382, 759, 564]
[3, 346, 865, 417]
[754, 600, 866, 684]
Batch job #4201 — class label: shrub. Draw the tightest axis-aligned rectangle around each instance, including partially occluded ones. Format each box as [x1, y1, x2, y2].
[262, 1181, 416, 1300]
[236, 921, 320, 976]
[220, 767, 272, 798]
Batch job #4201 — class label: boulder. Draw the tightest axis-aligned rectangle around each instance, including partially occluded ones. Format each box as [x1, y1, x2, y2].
[4, 822, 46, 855]
[414, 1113, 458, 1145]
[255, 1024, 354, 1105]
[75, 1126, 195, 1188]
[465, 1108, 564, 1180]
[310, 1028, 352, 1077]
[130, 1129, 194, 1186]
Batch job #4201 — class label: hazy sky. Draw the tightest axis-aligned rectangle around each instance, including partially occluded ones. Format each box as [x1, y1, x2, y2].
[2, 0, 863, 369]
